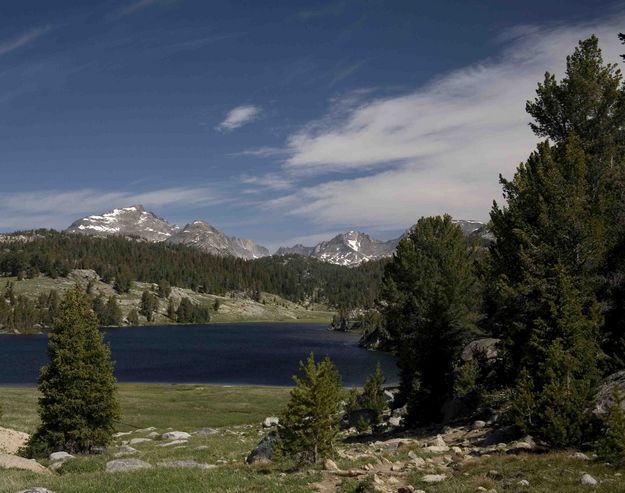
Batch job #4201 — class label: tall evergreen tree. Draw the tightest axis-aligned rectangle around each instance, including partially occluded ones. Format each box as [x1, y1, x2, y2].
[486, 36, 619, 445]
[360, 363, 387, 424]
[27, 285, 120, 455]
[278, 354, 343, 464]
[381, 215, 478, 425]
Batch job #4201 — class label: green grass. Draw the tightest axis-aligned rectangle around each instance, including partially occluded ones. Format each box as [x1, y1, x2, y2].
[0, 384, 291, 434]
[3, 385, 624, 493]
[0, 384, 311, 493]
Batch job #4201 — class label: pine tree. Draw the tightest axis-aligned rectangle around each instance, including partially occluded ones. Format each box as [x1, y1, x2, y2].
[381, 215, 478, 424]
[167, 297, 176, 320]
[158, 279, 171, 298]
[278, 353, 343, 464]
[360, 363, 387, 424]
[139, 290, 158, 322]
[597, 390, 625, 466]
[487, 38, 615, 444]
[104, 296, 122, 326]
[127, 308, 139, 326]
[27, 285, 120, 455]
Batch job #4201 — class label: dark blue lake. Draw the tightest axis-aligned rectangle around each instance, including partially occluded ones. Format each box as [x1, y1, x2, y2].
[0, 323, 397, 386]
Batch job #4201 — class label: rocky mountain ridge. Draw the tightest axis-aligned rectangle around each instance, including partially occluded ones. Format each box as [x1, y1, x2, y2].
[65, 206, 269, 260]
[276, 219, 486, 266]
[64, 205, 485, 265]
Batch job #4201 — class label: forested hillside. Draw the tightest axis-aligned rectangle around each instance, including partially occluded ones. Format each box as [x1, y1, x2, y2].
[0, 230, 386, 309]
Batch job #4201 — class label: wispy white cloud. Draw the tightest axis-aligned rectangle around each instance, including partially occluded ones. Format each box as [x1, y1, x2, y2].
[240, 173, 293, 191]
[110, 0, 158, 19]
[0, 26, 51, 57]
[267, 16, 625, 229]
[0, 187, 224, 231]
[216, 105, 261, 132]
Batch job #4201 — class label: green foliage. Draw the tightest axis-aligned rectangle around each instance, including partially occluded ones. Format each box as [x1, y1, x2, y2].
[139, 290, 159, 322]
[92, 295, 122, 326]
[127, 308, 139, 326]
[176, 297, 211, 324]
[381, 215, 478, 425]
[278, 353, 343, 464]
[157, 279, 171, 298]
[486, 36, 619, 446]
[167, 297, 176, 320]
[597, 390, 625, 466]
[27, 285, 120, 455]
[113, 265, 133, 294]
[0, 232, 387, 309]
[360, 363, 387, 424]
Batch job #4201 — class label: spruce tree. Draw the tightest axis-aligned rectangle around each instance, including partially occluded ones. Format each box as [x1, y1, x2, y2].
[381, 215, 478, 424]
[487, 36, 620, 446]
[360, 363, 387, 424]
[278, 353, 343, 464]
[139, 290, 158, 322]
[127, 308, 139, 326]
[597, 390, 625, 466]
[27, 285, 120, 455]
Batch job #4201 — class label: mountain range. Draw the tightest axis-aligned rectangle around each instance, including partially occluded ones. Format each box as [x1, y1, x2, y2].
[64, 205, 486, 266]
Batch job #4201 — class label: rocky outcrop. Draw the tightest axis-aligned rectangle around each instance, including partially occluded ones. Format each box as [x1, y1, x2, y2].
[106, 458, 153, 473]
[246, 432, 278, 464]
[0, 453, 50, 474]
[166, 220, 269, 259]
[594, 370, 625, 415]
[460, 338, 500, 362]
[0, 426, 29, 454]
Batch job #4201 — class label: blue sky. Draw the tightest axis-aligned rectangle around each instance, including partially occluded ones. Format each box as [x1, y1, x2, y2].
[0, 0, 624, 250]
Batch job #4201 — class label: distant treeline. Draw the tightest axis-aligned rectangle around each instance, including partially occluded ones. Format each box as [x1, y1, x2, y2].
[0, 230, 387, 308]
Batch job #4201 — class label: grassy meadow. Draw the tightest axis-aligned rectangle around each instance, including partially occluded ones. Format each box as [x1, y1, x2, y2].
[1, 384, 625, 492]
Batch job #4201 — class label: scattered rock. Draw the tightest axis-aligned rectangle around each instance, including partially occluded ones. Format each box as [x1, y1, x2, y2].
[157, 440, 187, 447]
[0, 427, 29, 455]
[161, 431, 191, 440]
[421, 474, 446, 483]
[106, 458, 153, 473]
[246, 432, 278, 465]
[425, 445, 450, 454]
[147, 432, 160, 439]
[518, 479, 530, 487]
[391, 405, 408, 417]
[113, 431, 133, 438]
[0, 453, 49, 474]
[262, 417, 279, 428]
[129, 438, 152, 445]
[135, 427, 156, 433]
[388, 416, 402, 427]
[581, 473, 598, 486]
[431, 435, 447, 447]
[570, 452, 590, 461]
[16, 489, 54, 493]
[49, 451, 74, 462]
[157, 460, 216, 469]
[196, 428, 219, 436]
[506, 440, 534, 454]
[115, 445, 138, 457]
[473, 420, 487, 429]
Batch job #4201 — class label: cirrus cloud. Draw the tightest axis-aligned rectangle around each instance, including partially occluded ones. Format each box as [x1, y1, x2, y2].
[266, 15, 625, 229]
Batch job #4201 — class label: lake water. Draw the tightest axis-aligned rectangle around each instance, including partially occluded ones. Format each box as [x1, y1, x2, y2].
[0, 323, 397, 386]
